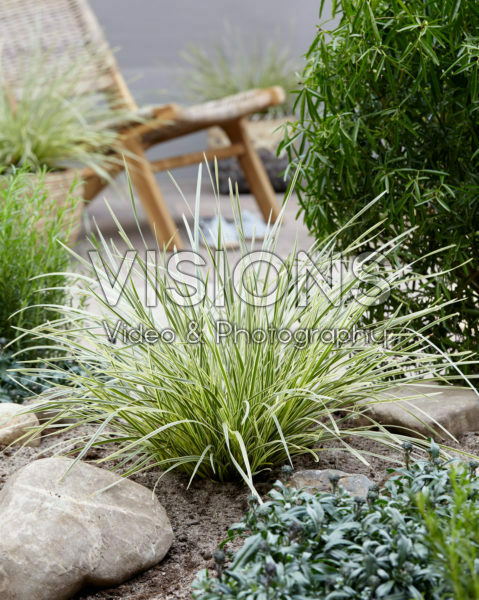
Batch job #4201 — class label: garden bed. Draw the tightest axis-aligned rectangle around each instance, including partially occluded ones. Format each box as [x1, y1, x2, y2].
[2, 428, 479, 600]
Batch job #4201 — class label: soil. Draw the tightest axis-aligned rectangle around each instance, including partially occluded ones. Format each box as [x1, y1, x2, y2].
[2, 428, 479, 600]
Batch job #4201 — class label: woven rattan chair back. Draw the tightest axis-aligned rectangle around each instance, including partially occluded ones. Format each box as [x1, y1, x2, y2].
[0, 0, 127, 99]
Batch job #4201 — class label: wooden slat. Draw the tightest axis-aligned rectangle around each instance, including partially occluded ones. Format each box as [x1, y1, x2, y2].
[125, 138, 183, 249]
[150, 143, 245, 173]
[222, 119, 280, 222]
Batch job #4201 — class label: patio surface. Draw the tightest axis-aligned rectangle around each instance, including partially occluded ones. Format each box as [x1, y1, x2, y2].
[77, 172, 314, 257]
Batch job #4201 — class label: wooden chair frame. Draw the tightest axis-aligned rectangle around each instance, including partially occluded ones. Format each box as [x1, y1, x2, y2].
[82, 88, 285, 251]
[1, 0, 284, 250]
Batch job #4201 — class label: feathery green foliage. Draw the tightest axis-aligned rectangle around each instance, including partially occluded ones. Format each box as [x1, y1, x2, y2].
[419, 463, 479, 599]
[0, 168, 77, 358]
[282, 0, 479, 370]
[25, 168, 470, 493]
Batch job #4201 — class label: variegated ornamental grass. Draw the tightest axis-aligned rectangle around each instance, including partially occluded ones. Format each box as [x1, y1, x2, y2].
[0, 46, 137, 177]
[179, 24, 298, 117]
[22, 168, 471, 495]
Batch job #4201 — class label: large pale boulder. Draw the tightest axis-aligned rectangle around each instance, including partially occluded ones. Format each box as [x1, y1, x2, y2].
[0, 458, 173, 600]
[0, 402, 40, 447]
[362, 385, 479, 439]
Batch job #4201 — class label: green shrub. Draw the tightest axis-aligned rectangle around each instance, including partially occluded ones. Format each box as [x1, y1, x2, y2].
[0, 168, 76, 360]
[419, 461, 479, 599]
[25, 169, 466, 492]
[282, 0, 479, 369]
[192, 445, 479, 599]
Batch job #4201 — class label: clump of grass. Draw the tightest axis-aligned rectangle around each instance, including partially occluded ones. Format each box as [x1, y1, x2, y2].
[0, 167, 78, 356]
[0, 46, 136, 177]
[25, 167, 470, 494]
[179, 24, 298, 117]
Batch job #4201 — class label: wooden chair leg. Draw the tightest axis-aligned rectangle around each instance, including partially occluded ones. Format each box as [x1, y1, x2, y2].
[124, 139, 183, 250]
[222, 118, 281, 223]
[82, 173, 107, 203]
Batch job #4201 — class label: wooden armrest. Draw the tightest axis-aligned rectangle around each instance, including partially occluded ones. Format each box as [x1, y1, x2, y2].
[178, 87, 287, 125]
[137, 103, 181, 121]
[117, 103, 181, 139]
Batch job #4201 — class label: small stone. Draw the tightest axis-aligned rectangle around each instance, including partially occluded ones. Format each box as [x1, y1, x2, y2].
[362, 385, 479, 439]
[289, 469, 373, 498]
[0, 457, 173, 599]
[0, 403, 40, 447]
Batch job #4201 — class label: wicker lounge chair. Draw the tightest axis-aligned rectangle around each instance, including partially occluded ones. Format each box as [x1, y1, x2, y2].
[0, 0, 285, 249]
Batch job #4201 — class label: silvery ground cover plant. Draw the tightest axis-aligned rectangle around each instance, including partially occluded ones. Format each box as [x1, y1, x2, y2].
[193, 444, 479, 600]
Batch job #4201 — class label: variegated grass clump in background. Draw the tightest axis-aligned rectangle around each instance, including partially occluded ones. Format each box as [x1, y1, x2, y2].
[0, 46, 137, 177]
[24, 168, 468, 494]
[179, 24, 298, 117]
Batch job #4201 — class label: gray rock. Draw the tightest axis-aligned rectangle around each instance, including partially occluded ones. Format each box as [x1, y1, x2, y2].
[0, 403, 40, 447]
[362, 385, 479, 440]
[0, 458, 173, 600]
[290, 468, 374, 498]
